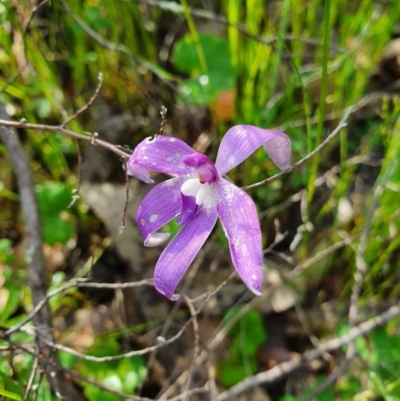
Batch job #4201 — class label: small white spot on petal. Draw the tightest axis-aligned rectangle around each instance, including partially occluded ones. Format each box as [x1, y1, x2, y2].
[251, 274, 258, 281]
[152, 162, 156, 165]
[150, 214, 158, 222]
[167, 157, 172, 161]
[232, 238, 240, 246]
[175, 152, 181, 157]
[163, 180, 176, 187]
[169, 138, 176, 142]
[227, 155, 236, 168]
[143, 156, 148, 160]
[178, 163, 185, 169]
[141, 218, 146, 225]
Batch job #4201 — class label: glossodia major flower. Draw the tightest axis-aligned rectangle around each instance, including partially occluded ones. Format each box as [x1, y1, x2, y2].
[128, 125, 291, 300]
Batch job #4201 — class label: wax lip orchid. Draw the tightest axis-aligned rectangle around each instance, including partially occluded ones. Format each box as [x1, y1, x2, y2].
[127, 125, 291, 300]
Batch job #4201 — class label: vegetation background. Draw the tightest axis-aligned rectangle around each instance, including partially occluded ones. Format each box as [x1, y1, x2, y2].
[1, 0, 400, 400]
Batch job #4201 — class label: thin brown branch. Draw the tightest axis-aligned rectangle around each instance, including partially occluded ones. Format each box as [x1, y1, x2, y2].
[42, 318, 193, 362]
[22, 356, 40, 401]
[0, 105, 85, 400]
[182, 295, 200, 401]
[3, 279, 153, 337]
[62, 72, 104, 128]
[0, 119, 131, 158]
[68, 139, 83, 208]
[0, 337, 154, 401]
[40, 274, 232, 364]
[216, 301, 400, 401]
[349, 165, 392, 329]
[120, 164, 130, 234]
[22, 0, 50, 59]
[291, 235, 359, 278]
[159, 105, 168, 136]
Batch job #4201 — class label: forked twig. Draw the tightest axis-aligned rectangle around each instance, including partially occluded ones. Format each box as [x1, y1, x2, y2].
[61, 72, 104, 128]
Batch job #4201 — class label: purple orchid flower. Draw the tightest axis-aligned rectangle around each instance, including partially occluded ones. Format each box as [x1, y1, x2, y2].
[128, 125, 291, 300]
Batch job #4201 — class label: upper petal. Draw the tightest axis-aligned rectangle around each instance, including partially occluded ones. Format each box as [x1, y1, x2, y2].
[127, 163, 154, 184]
[128, 136, 197, 180]
[154, 204, 218, 299]
[137, 176, 186, 246]
[215, 125, 292, 175]
[216, 178, 263, 295]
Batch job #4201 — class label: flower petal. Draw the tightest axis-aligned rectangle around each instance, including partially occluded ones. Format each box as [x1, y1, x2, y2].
[177, 194, 197, 224]
[128, 136, 197, 180]
[215, 125, 291, 175]
[217, 178, 263, 295]
[154, 205, 218, 299]
[127, 163, 154, 184]
[137, 177, 186, 246]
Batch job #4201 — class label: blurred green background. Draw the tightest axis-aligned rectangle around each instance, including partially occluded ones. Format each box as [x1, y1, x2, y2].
[1, 0, 400, 400]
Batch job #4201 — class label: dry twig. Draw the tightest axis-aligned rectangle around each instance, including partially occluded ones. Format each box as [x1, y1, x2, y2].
[215, 301, 400, 401]
[0, 105, 85, 400]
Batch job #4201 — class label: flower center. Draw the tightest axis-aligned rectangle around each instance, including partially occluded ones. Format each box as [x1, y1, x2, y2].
[197, 173, 206, 184]
[181, 178, 216, 207]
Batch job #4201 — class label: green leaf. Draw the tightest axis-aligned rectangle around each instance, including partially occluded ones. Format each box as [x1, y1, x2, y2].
[0, 371, 22, 400]
[173, 33, 238, 105]
[36, 182, 75, 245]
[218, 308, 267, 387]
[223, 307, 267, 349]
[0, 389, 21, 401]
[370, 326, 400, 376]
[58, 350, 78, 370]
[302, 376, 335, 401]
[173, 34, 235, 76]
[0, 286, 22, 325]
[29, 97, 52, 118]
[79, 339, 147, 399]
[0, 239, 12, 252]
[219, 358, 257, 388]
[178, 72, 236, 105]
[41, 216, 75, 245]
[36, 182, 73, 215]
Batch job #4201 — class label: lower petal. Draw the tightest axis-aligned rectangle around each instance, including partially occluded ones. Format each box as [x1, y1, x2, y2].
[154, 206, 218, 299]
[217, 179, 263, 295]
[137, 176, 186, 246]
[177, 194, 198, 224]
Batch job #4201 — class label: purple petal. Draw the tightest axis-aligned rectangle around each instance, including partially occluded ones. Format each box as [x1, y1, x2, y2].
[127, 162, 154, 184]
[137, 177, 186, 246]
[183, 153, 219, 183]
[154, 206, 218, 299]
[216, 178, 263, 295]
[177, 194, 198, 224]
[215, 125, 292, 175]
[128, 136, 197, 180]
